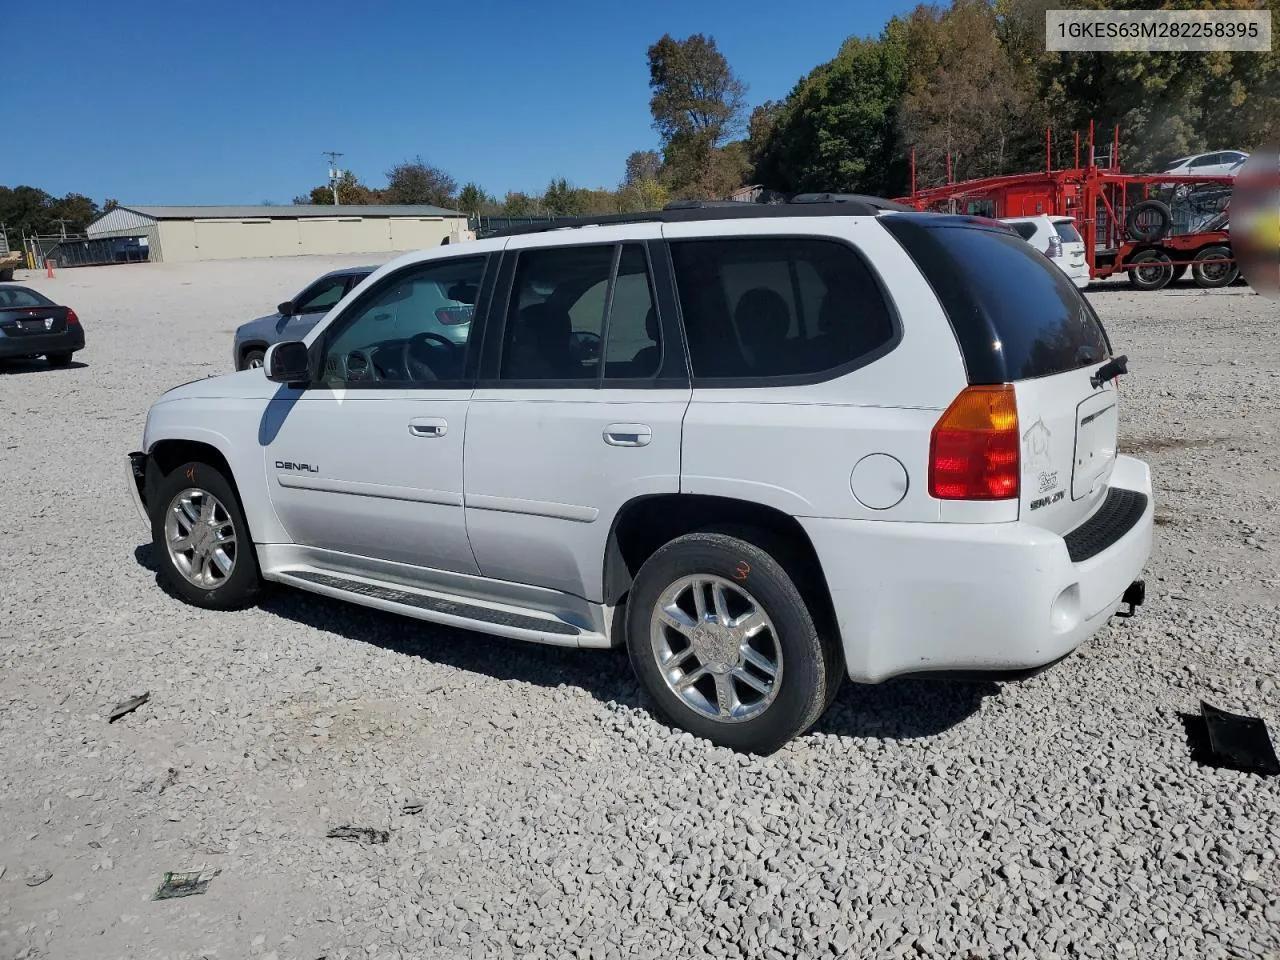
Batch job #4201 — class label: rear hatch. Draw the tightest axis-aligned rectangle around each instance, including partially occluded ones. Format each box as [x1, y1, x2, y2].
[883, 215, 1118, 535]
[1052, 217, 1088, 279]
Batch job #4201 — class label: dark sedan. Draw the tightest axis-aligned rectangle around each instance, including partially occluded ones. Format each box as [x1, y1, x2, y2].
[0, 284, 85, 366]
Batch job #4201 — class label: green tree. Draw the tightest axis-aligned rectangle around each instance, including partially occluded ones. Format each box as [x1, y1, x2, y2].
[755, 27, 910, 196]
[648, 33, 749, 198]
[543, 178, 589, 215]
[501, 191, 537, 216]
[456, 182, 493, 217]
[617, 178, 671, 212]
[49, 193, 100, 233]
[0, 185, 56, 235]
[383, 157, 458, 207]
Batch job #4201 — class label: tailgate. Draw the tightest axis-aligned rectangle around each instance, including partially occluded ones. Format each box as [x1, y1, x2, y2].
[1015, 367, 1118, 535]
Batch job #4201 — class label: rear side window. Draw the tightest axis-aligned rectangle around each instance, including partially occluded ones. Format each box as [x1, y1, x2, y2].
[669, 237, 896, 381]
[1009, 222, 1038, 241]
[1053, 220, 1083, 243]
[883, 218, 1110, 383]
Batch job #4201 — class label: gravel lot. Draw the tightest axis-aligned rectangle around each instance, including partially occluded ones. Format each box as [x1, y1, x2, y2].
[1, 257, 1278, 960]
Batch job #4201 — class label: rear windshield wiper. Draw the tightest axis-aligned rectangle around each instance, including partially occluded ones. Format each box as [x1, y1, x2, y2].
[1091, 354, 1128, 389]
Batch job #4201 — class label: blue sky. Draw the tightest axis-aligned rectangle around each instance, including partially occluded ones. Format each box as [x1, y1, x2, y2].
[11, 0, 919, 205]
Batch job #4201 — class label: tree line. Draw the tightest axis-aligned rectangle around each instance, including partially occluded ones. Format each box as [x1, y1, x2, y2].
[297, 0, 1278, 216]
[7, 0, 1275, 238]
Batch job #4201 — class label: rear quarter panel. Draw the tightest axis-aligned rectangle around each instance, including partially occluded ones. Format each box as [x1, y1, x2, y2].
[666, 217, 968, 522]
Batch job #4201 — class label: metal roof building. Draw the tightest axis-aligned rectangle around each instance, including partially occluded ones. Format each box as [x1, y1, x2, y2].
[86, 204, 469, 263]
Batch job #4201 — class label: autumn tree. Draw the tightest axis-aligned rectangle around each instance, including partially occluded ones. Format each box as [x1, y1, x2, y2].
[623, 150, 662, 186]
[647, 33, 750, 198]
[298, 170, 379, 205]
[501, 192, 537, 216]
[384, 157, 458, 207]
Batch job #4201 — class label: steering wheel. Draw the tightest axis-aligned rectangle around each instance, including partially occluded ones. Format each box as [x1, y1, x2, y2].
[402, 332, 458, 381]
[569, 330, 602, 363]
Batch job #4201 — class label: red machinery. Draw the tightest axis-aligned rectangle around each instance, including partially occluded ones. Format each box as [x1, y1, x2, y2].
[896, 123, 1240, 289]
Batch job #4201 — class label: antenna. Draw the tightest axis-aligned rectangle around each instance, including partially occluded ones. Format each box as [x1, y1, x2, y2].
[322, 151, 345, 205]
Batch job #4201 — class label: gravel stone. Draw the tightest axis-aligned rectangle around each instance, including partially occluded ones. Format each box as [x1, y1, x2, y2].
[0, 263, 1278, 959]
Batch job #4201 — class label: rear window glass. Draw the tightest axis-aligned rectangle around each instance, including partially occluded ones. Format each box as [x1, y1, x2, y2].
[0, 287, 53, 308]
[884, 219, 1110, 382]
[669, 237, 896, 380]
[1053, 220, 1083, 243]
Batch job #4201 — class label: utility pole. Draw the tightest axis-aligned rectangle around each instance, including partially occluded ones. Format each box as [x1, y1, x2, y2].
[322, 151, 345, 206]
[53, 218, 70, 240]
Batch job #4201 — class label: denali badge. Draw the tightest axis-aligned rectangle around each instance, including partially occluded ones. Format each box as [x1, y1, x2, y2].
[275, 461, 319, 473]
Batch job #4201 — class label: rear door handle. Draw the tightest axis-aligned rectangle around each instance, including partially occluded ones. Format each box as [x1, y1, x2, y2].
[604, 423, 652, 447]
[408, 417, 447, 438]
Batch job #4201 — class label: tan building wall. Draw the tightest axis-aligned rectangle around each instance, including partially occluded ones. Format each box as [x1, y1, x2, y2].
[153, 215, 463, 263]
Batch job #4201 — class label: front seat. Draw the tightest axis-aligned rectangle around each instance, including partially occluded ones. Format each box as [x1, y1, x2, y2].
[626, 308, 661, 377]
[507, 302, 578, 379]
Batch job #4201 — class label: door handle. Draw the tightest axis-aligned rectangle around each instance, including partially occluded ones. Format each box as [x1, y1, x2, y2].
[408, 417, 447, 438]
[604, 423, 652, 447]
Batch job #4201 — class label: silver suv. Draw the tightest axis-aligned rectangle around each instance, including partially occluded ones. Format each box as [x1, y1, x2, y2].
[129, 197, 1153, 754]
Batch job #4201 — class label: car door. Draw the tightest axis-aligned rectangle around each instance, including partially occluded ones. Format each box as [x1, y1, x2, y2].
[463, 226, 691, 600]
[263, 253, 492, 574]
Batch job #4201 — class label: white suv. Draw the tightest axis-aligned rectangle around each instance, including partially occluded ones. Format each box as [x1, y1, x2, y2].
[126, 198, 1154, 754]
[1000, 215, 1090, 288]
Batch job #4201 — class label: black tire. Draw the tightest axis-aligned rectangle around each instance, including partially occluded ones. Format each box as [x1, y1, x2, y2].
[1125, 199, 1172, 242]
[0, 267, 14, 281]
[45, 352, 73, 367]
[1127, 250, 1174, 291]
[1191, 245, 1238, 288]
[624, 530, 836, 754]
[241, 348, 266, 371]
[148, 459, 261, 610]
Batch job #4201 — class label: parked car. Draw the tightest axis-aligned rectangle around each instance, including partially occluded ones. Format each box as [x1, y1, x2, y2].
[1000, 215, 1090, 287]
[0, 284, 85, 366]
[232, 266, 376, 370]
[128, 200, 1153, 754]
[1162, 150, 1249, 178]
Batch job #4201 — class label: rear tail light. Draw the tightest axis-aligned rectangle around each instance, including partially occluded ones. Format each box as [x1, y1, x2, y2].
[929, 384, 1020, 500]
[435, 306, 473, 325]
[66, 308, 80, 326]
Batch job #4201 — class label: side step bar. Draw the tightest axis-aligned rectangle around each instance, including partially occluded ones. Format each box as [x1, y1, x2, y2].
[268, 568, 609, 649]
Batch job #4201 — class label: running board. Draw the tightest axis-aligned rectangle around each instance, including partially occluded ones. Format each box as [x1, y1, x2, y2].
[268, 568, 608, 649]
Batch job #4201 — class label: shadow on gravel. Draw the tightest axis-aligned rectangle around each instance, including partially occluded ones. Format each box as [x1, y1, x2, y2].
[0, 359, 89, 374]
[131, 543, 997, 742]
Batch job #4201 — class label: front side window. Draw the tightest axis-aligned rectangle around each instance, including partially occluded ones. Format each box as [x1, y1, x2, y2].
[669, 237, 896, 380]
[500, 245, 613, 381]
[295, 276, 349, 314]
[319, 257, 483, 386]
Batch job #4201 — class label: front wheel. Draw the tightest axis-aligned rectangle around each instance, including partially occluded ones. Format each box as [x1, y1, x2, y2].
[625, 531, 837, 754]
[241, 348, 265, 371]
[149, 460, 261, 609]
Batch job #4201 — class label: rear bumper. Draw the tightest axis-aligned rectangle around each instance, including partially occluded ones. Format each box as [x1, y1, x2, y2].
[800, 454, 1155, 683]
[126, 452, 149, 531]
[0, 327, 85, 358]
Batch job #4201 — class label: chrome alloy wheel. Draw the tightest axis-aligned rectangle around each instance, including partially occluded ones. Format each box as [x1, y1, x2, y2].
[649, 574, 782, 723]
[164, 488, 238, 588]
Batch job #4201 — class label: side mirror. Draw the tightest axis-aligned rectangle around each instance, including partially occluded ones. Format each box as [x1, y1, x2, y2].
[278, 301, 295, 317]
[264, 340, 310, 385]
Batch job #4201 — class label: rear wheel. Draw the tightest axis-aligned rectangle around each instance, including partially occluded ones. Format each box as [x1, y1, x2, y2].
[1127, 250, 1174, 291]
[1191, 245, 1238, 288]
[45, 352, 73, 367]
[625, 530, 836, 754]
[149, 460, 261, 609]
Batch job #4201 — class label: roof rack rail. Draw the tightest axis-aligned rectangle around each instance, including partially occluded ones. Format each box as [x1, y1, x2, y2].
[791, 192, 917, 212]
[482, 195, 908, 238]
